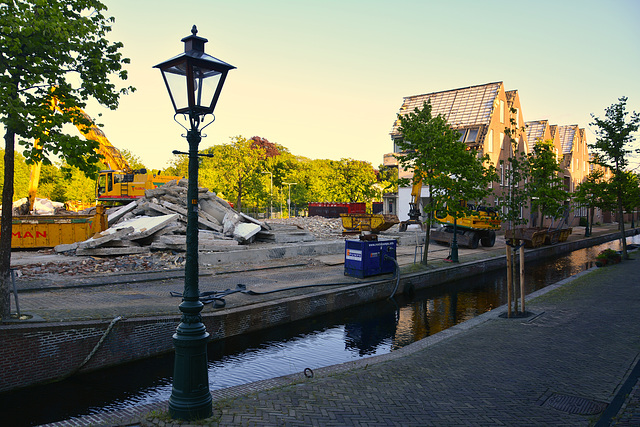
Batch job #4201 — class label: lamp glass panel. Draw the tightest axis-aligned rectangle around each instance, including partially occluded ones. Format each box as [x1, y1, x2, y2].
[192, 65, 222, 110]
[162, 69, 189, 112]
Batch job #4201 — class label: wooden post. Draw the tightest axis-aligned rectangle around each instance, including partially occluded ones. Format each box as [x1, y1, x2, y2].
[512, 244, 519, 314]
[520, 242, 525, 313]
[506, 244, 512, 318]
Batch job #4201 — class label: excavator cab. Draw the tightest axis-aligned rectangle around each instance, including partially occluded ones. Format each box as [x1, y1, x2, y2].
[96, 170, 132, 204]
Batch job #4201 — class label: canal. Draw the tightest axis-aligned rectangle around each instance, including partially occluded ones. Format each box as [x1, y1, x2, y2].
[4, 235, 639, 426]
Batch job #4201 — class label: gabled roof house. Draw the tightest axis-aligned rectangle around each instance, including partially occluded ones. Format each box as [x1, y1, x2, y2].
[388, 81, 527, 207]
[385, 81, 597, 227]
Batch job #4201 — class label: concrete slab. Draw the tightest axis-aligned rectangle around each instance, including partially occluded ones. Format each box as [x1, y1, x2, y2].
[116, 214, 178, 240]
[233, 222, 261, 243]
[77, 226, 135, 249]
[107, 201, 137, 225]
[199, 240, 345, 265]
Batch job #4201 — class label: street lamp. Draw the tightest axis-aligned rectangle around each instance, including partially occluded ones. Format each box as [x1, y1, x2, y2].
[283, 182, 297, 218]
[154, 25, 235, 421]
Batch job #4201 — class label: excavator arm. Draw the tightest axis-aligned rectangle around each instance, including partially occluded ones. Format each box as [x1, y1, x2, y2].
[73, 108, 131, 173]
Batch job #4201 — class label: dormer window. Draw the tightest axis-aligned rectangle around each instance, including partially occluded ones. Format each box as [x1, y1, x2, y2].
[465, 128, 479, 142]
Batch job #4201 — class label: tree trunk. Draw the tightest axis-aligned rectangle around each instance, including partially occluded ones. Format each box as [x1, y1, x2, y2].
[0, 128, 16, 319]
[618, 190, 628, 260]
[422, 210, 432, 265]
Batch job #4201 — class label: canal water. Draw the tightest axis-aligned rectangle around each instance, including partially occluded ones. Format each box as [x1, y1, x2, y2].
[4, 235, 639, 426]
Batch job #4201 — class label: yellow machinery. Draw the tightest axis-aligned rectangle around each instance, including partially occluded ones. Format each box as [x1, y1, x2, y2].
[398, 173, 425, 232]
[431, 201, 500, 249]
[340, 213, 399, 234]
[27, 98, 181, 209]
[395, 170, 500, 248]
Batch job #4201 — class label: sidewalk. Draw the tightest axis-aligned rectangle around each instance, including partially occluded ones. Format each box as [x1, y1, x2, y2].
[35, 230, 640, 426]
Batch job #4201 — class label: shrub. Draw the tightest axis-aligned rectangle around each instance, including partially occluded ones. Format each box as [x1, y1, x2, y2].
[596, 248, 622, 267]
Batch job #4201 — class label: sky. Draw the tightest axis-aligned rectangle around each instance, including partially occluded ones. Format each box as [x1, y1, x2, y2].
[76, 0, 640, 171]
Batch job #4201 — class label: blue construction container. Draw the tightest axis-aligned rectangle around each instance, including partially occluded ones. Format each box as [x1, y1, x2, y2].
[344, 239, 397, 278]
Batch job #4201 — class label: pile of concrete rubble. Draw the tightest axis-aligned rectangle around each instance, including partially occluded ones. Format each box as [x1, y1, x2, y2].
[54, 179, 316, 256]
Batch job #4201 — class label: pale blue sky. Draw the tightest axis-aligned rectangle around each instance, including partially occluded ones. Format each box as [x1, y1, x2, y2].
[85, 0, 639, 170]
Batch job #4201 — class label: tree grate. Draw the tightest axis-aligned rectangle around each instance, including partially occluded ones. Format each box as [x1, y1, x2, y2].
[541, 393, 607, 415]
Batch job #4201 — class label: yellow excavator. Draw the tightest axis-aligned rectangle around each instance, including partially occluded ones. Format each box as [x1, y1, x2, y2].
[28, 99, 181, 210]
[431, 201, 500, 249]
[397, 172, 500, 248]
[398, 173, 425, 232]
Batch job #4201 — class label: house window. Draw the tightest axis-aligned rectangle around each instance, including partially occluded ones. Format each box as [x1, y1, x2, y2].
[500, 132, 504, 150]
[457, 130, 466, 142]
[500, 164, 504, 186]
[514, 108, 519, 128]
[486, 129, 493, 152]
[500, 100, 505, 123]
[465, 128, 479, 143]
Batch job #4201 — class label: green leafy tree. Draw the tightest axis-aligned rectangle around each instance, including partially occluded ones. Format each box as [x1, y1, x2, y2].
[589, 97, 640, 259]
[120, 149, 146, 171]
[376, 164, 398, 198]
[258, 147, 297, 215]
[199, 136, 266, 211]
[526, 140, 568, 227]
[60, 164, 97, 203]
[395, 100, 496, 265]
[36, 162, 66, 202]
[0, 0, 133, 318]
[620, 171, 640, 226]
[574, 169, 616, 232]
[332, 158, 378, 202]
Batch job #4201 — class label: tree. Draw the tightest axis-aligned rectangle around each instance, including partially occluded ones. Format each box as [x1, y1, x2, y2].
[620, 171, 640, 227]
[526, 140, 568, 227]
[395, 100, 496, 265]
[376, 164, 398, 198]
[589, 97, 640, 259]
[36, 162, 66, 202]
[0, 0, 133, 319]
[60, 164, 97, 203]
[331, 158, 378, 202]
[574, 169, 616, 234]
[199, 136, 266, 211]
[121, 149, 146, 171]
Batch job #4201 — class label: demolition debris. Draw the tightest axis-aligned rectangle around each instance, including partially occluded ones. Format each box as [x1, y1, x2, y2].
[53, 179, 321, 256]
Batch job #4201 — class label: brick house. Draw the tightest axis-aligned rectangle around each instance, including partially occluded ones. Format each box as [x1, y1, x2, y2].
[385, 81, 529, 224]
[385, 81, 598, 229]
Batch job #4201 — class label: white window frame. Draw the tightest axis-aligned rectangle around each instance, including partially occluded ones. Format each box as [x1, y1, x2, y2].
[486, 129, 493, 152]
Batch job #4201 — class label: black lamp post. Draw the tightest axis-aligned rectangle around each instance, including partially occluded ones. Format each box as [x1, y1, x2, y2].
[154, 25, 235, 421]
